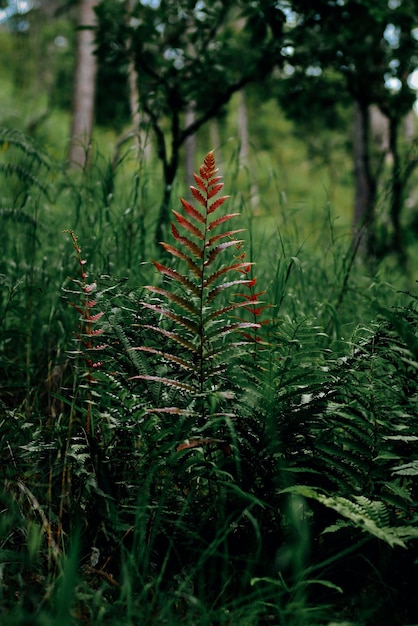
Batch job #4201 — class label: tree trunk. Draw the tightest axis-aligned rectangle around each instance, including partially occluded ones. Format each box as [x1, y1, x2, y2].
[238, 89, 259, 211]
[388, 116, 403, 256]
[353, 100, 376, 250]
[185, 105, 197, 188]
[68, 0, 98, 168]
[238, 89, 249, 163]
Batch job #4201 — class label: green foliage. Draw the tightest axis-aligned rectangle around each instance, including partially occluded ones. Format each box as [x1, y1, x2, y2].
[1, 146, 418, 626]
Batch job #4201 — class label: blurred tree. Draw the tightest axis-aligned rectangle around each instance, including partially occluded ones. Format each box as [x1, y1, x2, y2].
[68, 0, 98, 168]
[95, 0, 286, 240]
[274, 0, 418, 256]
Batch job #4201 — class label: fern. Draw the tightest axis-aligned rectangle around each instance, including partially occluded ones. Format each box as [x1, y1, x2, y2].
[284, 486, 418, 548]
[131, 151, 262, 429]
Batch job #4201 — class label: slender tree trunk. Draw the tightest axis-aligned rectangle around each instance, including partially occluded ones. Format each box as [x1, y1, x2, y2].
[238, 89, 249, 163]
[185, 105, 197, 187]
[68, 0, 98, 168]
[404, 109, 416, 143]
[238, 89, 259, 210]
[353, 100, 376, 250]
[388, 116, 405, 259]
[209, 118, 221, 156]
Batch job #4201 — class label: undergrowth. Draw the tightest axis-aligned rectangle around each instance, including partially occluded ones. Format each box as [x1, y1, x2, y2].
[0, 144, 417, 626]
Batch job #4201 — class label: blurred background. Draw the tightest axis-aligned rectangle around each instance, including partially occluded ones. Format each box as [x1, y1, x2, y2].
[1, 0, 417, 261]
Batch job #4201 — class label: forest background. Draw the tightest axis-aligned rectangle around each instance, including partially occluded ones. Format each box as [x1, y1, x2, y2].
[1, 1, 418, 625]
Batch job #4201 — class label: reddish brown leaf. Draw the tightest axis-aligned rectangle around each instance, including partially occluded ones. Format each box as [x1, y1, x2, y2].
[207, 212, 238, 231]
[205, 240, 244, 266]
[192, 172, 207, 193]
[209, 175, 222, 186]
[86, 311, 104, 322]
[190, 186, 207, 208]
[201, 151, 218, 180]
[152, 262, 200, 296]
[206, 229, 245, 247]
[133, 346, 198, 373]
[206, 321, 261, 341]
[204, 262, 255, 287]
[180, 197, 205, 223]
[208, 182, 224, 199]
[173, 210, 204, 239]
[140, 324, 197, 353]
[160, 242, 202, 277]
[141, 302, 200, 334]
[172, 223, 203, 259]
[145, 285, 200, 316]
[145, 407, 197, 416]
[130, 374, 195, 393]
[208, 196, 230, 214]
[177, 437, 227, 452]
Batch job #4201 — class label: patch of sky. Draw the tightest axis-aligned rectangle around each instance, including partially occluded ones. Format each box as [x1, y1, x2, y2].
[279, 2, 298, 27]
[305, 66, 322, 77]
[194, 0, 206, 21]
[163, 47, 185, 70]
[281, 45, 294, 57]
[140, 0, 161, 8]
[384, 23, 400, 48]
[0, 0, 36, 25]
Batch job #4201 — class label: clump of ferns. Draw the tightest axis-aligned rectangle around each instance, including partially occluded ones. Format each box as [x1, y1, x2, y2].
[128, 152, 269, 491]
[277, 296, 418, 562]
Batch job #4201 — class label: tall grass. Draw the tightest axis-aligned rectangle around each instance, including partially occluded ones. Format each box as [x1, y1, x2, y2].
[1, 136, 417, 626]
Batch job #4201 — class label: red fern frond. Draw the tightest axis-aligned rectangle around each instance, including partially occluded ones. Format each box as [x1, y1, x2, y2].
[137, 150, 269, 427]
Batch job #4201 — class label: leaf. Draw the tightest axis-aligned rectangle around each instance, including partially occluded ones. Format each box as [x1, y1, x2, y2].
[130, 374, 195, 393]
[145, 286, 200, 316]
[152, 262, 200, 296]
[190, 186, 207, 208]
[172, 210, 204, 239]
[204, 262, 255, 287]
[159, 242, 202, 277]
[205, 240, 244, 266]
[205, 299, 262, 321]
[133, 347, 198, 373]
[205, 321, 260, 341]
[171, 223, 204, 259]
[192, 172, 206, 192]
[206, 279, 258, 304]
[281, 486, 414, 548]
[140, 324, 198, 353]
[207, 228, 245, 247]
[392, 461, 418, 476]
[208, 182, 224, 199]
[207, 212, 239, 230]
[140, 302, 200, 334]
[145, 407, 197, 415]
[208, 195, 230, 214]
[180, 197, 205, 223]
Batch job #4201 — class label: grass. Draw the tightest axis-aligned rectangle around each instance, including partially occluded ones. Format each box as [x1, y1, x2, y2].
[1, 97, 418, 626]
